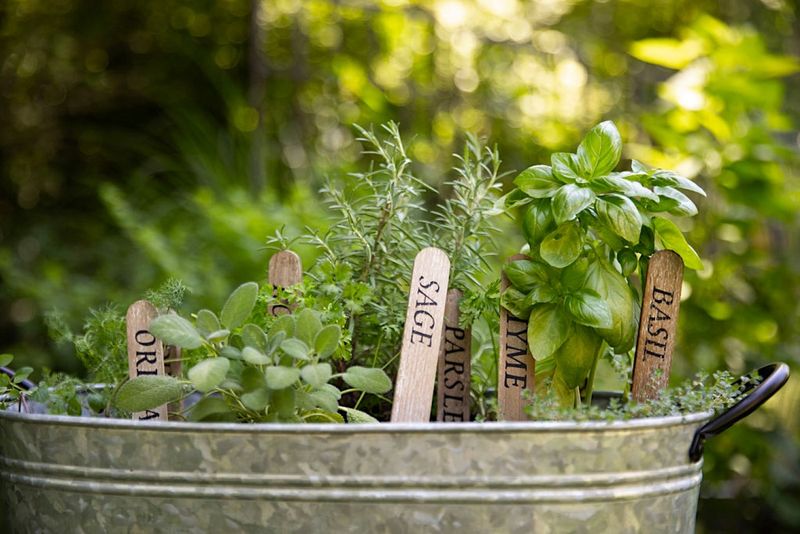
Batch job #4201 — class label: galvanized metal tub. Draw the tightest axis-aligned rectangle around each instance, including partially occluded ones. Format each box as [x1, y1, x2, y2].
[0, 363, 788, 533]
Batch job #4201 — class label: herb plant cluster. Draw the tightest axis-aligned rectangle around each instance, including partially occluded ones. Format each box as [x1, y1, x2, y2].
[503, 121, 706, 408]
[114, 282, 392, 423]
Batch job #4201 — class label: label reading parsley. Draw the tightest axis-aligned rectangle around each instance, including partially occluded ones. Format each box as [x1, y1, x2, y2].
[437, 289, 471, 422]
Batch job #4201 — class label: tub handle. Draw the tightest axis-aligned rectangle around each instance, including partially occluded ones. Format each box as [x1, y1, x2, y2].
[0, 366, 36, 391]
[689, 362, 790, 462]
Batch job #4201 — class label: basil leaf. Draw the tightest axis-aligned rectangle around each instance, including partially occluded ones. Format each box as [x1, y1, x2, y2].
[553, 324, 602, 389]
[514, 165, 560, 198]
[596, 194, 642, 243]
[527, 304, 572, 360]
[576, 120, 622, 178]
[551, 152, 581, 183]
[504, 259, 549, 293]
[552, 184, 596, 224]
[591, 173, 658, 201]
[585, 260, 638, 351]
[525, 286, 559, 306]
[654, 186, 697, 216]
[220, 282, 259, 330]
[540, 221, 583, 268]
[651, 170, 706, 197]
[522, 200, 555, 246]
[565, 289, 613, 329]
[652, 217, 703, 270]
[618, 249, 638, 277]
[500, 287, 532, 320]
[560, 257, 589, 292]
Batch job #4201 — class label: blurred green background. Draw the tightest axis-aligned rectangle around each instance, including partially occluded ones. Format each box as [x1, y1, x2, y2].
[1, 0, 798, 530]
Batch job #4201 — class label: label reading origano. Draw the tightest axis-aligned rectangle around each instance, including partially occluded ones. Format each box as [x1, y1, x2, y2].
[126, 300, 167, 421]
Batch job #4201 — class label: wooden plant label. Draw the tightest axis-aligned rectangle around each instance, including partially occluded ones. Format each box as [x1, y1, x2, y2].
[126, 300, 167, 421]
[268, 250, 302, 316]
[498, 254, 535, 421]
[391, 247, 451, 423]
[631, 250, 684, 402]
[436, 289, 471, 422]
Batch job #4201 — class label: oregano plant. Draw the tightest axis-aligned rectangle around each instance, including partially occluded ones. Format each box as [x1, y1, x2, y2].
[503, 120, 706, 408]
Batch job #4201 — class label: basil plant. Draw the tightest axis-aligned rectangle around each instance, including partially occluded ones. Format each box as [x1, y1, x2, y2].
[503, 121, 705, 408]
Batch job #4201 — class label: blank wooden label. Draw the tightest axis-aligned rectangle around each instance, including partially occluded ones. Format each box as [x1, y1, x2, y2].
[436, 289, 471, 422]
[391, 247, 451, 423]
[498, 254, 535, 421]
[268, 250, 302, 316]
[126, 300, 167, 421]
[631, 250, 684, 402]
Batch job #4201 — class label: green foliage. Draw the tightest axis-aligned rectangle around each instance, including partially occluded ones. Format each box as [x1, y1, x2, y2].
[112, 283, 392, 423]
[526, 370, 761, 422]
[505, 121, 706, 407]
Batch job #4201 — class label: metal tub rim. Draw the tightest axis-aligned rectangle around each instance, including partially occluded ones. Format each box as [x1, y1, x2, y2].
[0, 408, 712, 434]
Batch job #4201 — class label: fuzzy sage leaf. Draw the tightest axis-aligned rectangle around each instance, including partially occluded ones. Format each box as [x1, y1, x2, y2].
[115, 376, 184, 412]
[220, 282, 259, 329]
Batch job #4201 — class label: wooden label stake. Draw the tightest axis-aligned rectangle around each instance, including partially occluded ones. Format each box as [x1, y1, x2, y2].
[268, 250, 302, 316]
[126, 300, 167, 421]
[436, 289, 471, 422]
[498, 254, 535, 421]
[391, 247, 451, 423]
[631, 250, 684, 402]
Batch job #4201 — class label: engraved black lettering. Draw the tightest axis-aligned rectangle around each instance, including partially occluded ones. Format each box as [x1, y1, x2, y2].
[418, 276, 441, 292]
[505, 344, 528, 369]
[649, 303, 671, 321]
[136, 351, 158, 366]
[135, 330, 156, 346]
[444, 376, 465, 391]
[413, 309, 435, 329]
[446, 325, 465, 341]
[410, 329, 433, 346]
[138, 410, 160, 420]
[444, 360, 465, 375]
[652, 287, 674, 305]
[646, 324, 669, 340]
[504, 372, 527, 388]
